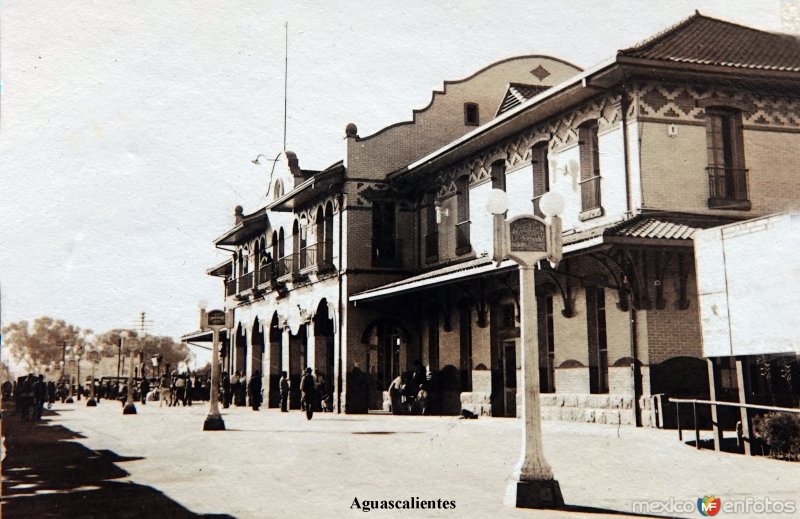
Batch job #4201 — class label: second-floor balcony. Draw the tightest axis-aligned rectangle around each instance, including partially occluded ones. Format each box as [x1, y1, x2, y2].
[299, 241, 335, 275]
[225, 278, 237, 297]
[256, 261, 275, 288]
[277, 253, 298, 283]
[238, 271, 254, 292]
[707, 166, 751, 210]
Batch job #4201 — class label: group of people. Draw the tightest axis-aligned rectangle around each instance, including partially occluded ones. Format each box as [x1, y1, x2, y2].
[279, 368, 333, 419]
[387, 360, 434, 415]
[220, 370, 262, 410]
[3, 366, 337, 420]
[4, 374, 55, 420]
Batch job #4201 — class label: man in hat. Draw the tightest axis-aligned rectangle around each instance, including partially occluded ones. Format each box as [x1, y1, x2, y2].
[300, 367, 315, 420]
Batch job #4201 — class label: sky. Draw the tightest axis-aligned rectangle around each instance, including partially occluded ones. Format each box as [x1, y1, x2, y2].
[0, 1, 788, 360]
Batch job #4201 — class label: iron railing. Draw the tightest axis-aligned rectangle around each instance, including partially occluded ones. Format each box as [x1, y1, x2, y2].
[276, 254, 297, 281]
[225, 278, 237, 297]
[707, 166, 749, 202]
[238, 272, 254, 292]
[256, 261, 274, 287]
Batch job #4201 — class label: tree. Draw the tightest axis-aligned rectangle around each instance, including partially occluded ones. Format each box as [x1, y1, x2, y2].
[2, 317, 92, 373]
[93, 329, 192, 376]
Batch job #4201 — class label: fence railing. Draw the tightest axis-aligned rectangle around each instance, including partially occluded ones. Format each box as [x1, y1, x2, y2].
[669, 397, 800, 454]
[225, 278, 237, 297]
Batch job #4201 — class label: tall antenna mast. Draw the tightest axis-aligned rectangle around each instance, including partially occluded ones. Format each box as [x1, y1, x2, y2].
[283, 21, 288, 151]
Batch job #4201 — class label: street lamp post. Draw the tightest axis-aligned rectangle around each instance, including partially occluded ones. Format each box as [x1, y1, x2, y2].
[121, 331, 137, 415]
[487, 189, 565, 510]
[75, 344, 84, 401]
[199, 301, 227, 431]
[65, 345, 75, 404]
[86, 350, 99, 406]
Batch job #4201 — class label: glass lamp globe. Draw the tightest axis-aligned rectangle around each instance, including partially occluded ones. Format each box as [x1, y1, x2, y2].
[539, 191, 565, 217]
[486, 189, 509, 215]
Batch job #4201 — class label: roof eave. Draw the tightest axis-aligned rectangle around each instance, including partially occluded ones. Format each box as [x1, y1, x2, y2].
[267, 164, 345, 212]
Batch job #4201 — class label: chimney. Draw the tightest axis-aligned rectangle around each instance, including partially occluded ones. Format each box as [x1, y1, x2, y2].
[234, 205, 244, 225]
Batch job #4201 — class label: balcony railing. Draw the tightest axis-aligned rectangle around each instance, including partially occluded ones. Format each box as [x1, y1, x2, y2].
[707, 166, 750, 209]
[372, 237, 402, 266]
[225, 278, 237, 297]
[256, 261, 274, 288]
[276, 254, 297, 282]
[424, 231, 438, 261]
[455, 221, 471, 255]
[238, 272, 254, 292]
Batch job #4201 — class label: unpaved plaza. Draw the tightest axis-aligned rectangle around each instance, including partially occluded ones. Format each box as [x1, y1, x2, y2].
[2, 402, 798, 518]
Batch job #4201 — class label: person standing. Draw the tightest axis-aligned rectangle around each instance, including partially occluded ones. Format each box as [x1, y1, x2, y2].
[222, 371, 232, 408]
[388, 374, 404, 415]
[33, 375, 46, 420]
[279, 371, 289, 412]
[140, 377, 150, 405]
[300, 368, 316, 420]
[159, 374, 170, 407]
[185, 376, 193, 406]
[248, 370, 262, 411]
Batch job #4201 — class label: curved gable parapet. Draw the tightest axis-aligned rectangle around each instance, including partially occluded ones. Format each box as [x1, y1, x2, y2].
[347, 55, 582, 179]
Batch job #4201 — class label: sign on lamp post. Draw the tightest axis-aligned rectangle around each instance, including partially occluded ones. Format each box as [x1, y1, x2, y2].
[199, 302, 228, 431]
[487, 189, 565, 510]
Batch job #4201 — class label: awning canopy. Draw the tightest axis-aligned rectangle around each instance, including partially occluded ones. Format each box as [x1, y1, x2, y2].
[213, 210, 270, 247]
[350, 213, 735, 304]
[267, 163, 345, 212]
[350, 256, 517, 303]
[180, 329, 229, 343]
[206, 259, 233, 278]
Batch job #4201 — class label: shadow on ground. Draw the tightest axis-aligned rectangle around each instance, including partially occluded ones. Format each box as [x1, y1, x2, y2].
[2, 405, 233, 519]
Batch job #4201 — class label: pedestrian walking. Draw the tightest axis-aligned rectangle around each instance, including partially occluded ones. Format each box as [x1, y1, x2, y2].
[300, 367, 315, 420]
[279, 371, 289, 412]
[248, 370, 262, 411]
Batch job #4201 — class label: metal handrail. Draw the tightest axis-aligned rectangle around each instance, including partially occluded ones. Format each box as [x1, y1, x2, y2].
[669, 397, 800, 414]
[668, 396, 800, 453]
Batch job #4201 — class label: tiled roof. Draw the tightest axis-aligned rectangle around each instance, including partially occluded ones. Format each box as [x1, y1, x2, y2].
[619, 12, 800, 72]
[496, 83, 551, 116]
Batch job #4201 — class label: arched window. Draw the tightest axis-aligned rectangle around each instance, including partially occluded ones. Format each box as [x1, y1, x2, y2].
[455, 176, 470, 255]
[705, 106, 748, 208]
[315, 207, 325, 266]
[490, 160, 506, 191]
[324, 202, 334, 264]
[532, 141, 550, 217]
[273, 179, 284, 200]
[578, 121, 602, 217]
